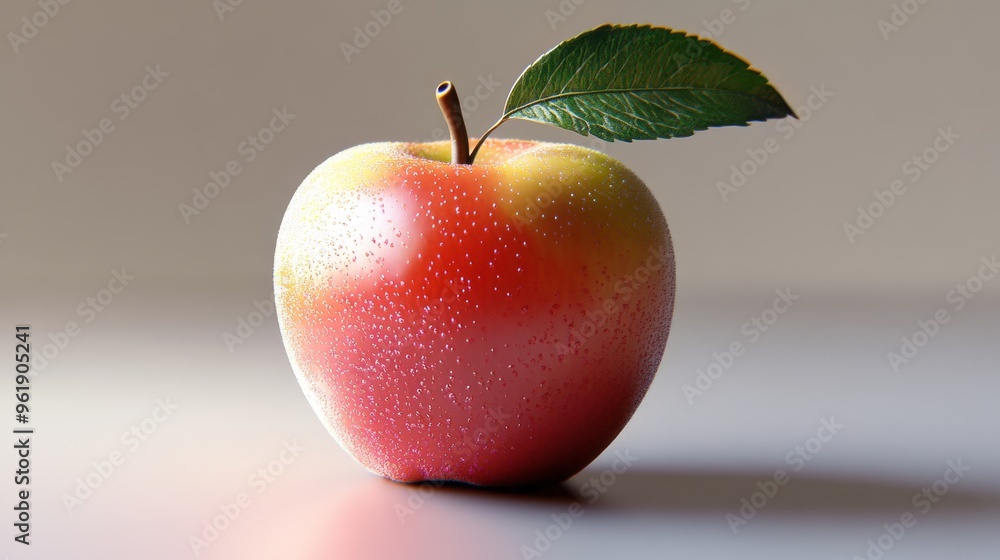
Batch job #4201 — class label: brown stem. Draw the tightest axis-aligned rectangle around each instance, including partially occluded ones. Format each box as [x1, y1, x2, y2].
[435, 81, 469, 165]
[468, 117, 506, 165]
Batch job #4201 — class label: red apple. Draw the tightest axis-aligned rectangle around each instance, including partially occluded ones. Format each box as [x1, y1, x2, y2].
[274, 137, 674, 486]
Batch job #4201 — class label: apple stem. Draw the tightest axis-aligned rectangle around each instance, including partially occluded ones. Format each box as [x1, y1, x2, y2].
[467, 117, 506, 165]
[436, 82, 470, 165]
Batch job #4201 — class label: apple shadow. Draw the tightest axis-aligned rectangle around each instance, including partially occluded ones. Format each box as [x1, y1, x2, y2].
[318, 466, 1000, 517]
[569, 467, 1000, 515]
[228, 468, 1000, 560]
[404, 477, 580, 505]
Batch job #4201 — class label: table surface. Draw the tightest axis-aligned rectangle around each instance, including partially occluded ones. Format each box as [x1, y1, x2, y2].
[14, 290, 999, 560]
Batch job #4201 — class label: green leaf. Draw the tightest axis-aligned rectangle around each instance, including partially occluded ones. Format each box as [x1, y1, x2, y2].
[501, 24, 795, 143]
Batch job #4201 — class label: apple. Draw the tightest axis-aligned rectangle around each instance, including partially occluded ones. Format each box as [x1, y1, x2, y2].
[274, 22, 794, 488]
[274, 133, 675, 486]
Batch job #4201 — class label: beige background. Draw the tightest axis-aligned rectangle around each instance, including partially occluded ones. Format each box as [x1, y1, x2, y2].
[2, 1, 999, 559]
[3, 0, 997, 296]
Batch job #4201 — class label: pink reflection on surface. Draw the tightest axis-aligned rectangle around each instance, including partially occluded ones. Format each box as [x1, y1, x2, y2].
[213, 473, 573, 560]
[318, 478, 508, 560]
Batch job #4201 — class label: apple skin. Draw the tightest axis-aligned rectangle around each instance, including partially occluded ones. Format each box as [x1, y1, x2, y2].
[274, 138, 675, 487]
